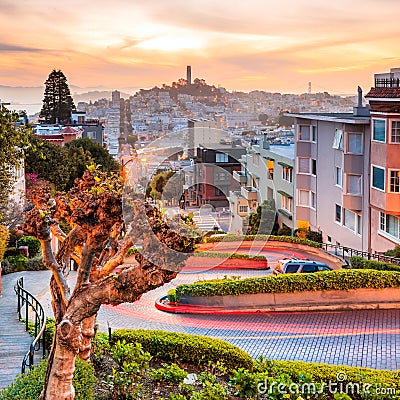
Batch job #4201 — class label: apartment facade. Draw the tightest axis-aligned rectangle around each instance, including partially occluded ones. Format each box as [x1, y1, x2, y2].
[229, 139, 295, 234]
[193, 143, 245, 208]
[365, 68, 400, 252]
[290, 110, 371, 251]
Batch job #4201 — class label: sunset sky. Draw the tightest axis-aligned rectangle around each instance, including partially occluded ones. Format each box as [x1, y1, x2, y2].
[1, 0, 400, 94]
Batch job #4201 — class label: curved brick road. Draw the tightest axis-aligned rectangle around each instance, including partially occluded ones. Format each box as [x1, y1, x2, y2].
[7, 244, 400, 372]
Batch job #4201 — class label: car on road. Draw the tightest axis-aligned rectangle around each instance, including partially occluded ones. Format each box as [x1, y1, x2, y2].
[273, 258, 332, 275]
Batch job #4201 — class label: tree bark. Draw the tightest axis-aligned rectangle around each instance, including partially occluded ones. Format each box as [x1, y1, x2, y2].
[40, 320, 81, 400]
[78, 315, 96, 361]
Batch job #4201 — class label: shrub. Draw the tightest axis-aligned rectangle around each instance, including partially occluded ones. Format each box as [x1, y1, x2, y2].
[0, 358, 96, 400]
[171, 269, 400, 301]
[203, 234, 321, 248]
[111, 330, 254, 372]
[350, 256, 400, 271]
[16, 236, 41, 258]
[26, 256, 46, 271]
[0, 258, 17, 275]
[384, 245, 400, 258]
[6, 254, 28, 270]
[150, 363, 187, 384]
[254, 357, 400, 397]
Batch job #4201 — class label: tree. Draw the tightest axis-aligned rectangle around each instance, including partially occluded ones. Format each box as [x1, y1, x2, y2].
[149, 171, 183, 201]
[25, 134, 73, 191]
[26, 136, 119, 191]
[0, 106, 30, 224]
[65, 138, 120, 174]
[246, 200, 278, 235]
[23, 168, 196, 399]
[40, 70, 76, 124]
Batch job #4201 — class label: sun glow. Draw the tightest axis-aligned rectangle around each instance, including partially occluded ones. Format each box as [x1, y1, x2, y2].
[136, 34, 204, 52]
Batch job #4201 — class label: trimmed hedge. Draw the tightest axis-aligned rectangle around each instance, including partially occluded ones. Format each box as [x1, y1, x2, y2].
[204, 234, 322, 248]
[0, 358, 96, 400]
[193, 251, 265, 261]
[258, 358, 400, 396]
[350, 256, 400, 272]
[111, 329, 254, 372]
[169, 269, 400, 301]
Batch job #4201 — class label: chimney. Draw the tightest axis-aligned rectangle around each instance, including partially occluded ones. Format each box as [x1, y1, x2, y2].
[353, 87, 370, 117]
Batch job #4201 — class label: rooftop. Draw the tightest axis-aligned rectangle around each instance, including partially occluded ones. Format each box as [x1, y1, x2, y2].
[365, 87, 400, 99]
[253, 143, 295, 160]
[286, 112, 370, 124]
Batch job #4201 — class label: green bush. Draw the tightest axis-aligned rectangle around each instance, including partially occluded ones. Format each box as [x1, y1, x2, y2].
[204, 234, 321, 248]
[0, 258, 17, 275]
[350, 256, 400, 271]
[255, 357, 400, 397]
[0, 358, 96, 400]
[193, 251, 265, 261]
[16, 236, 41, 258]
[150, 363, 187, 384]
[171, 269, 400, 301]
[384, 245, 400, 258]
[26, 256, 46, 271]
[111, 329, 254, 372]
[6, 254, 28, 270]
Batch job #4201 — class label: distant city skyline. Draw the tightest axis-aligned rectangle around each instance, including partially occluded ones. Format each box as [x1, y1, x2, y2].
[0, 0, 399, 94]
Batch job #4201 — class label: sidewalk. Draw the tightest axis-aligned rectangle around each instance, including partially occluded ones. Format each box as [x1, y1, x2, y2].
[0, 272, 40, 389]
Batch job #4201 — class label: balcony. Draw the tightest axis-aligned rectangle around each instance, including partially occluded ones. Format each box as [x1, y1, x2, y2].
[343, 154, 363, 175]
[233, 170, 247, 184]
[343, 194, 363, 211]
[241, 186, 258, 201]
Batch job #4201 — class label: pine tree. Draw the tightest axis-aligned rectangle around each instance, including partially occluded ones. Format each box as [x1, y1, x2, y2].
[39, 69, 76, 124]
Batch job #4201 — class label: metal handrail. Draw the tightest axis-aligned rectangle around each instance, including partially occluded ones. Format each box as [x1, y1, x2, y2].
[14, 277, 47, 373]
[321, 243, 400, 266]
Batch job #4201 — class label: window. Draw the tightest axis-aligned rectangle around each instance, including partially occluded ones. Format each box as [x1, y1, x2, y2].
[336, 167, 343, 187]
[373, 119, 386, 142]
[389, 170, 400, 193]
[301, 265, 316, 273]
[298, 190, 310, 206]
[312, 126, 317, 142]
[335, 204, 342, 223]
[282, 166, 293, 183]
[332, 129, 343, 150]
[281, 195, 293, 212]
[391, 121, 400, 143]
[216, 153, 228, 162]
[380, 212, 400, 239]
[311, 159, 317, 176]
[372, 166, 385, 191]
[239, 205, 248, 213]
[87, 131, 97, 140]
[299, 125, 310, 141]
[311, 192, 316, 209]
[347, 175, 362, 195]
[343, 209, 356, 231]
[286, 264, 299, 273]
[348, 133, 362, 154]
[357, 214, 362, 235]
[298, 157, 310, 174]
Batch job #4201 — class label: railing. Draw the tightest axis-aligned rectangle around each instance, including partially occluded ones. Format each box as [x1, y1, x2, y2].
[375, 78, 400, 88]
[321, 243, 400, 266]
[14, 277, 47, 373]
